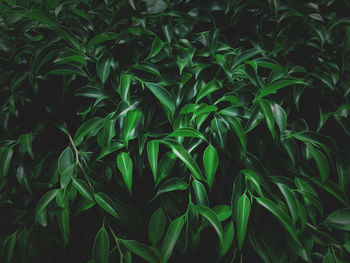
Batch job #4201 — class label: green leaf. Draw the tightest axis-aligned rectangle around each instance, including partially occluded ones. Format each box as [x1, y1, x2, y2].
[225, 117, 247, 151]
[18, 133, 34, 159]
[192, 204, 224, 248]
[322, 249, 336, 263]
[119, 73, 132, 104]
[94, 192, 119, 219]
[324, 208, 350, 230]
[57, 208, 70, 246]
[148, 208, 166, 245]
[256, 79, 308, 100]
[259, 99, 275, 140]
[97, 54, 112, 83]
[220, 221, 234, 256]
[256, 197, 300, 246]
[306, 143, 329, 182]
[74, 117, 104, 146]
[124, 109, 142, 146]
[145, 82, 175, 117]
[3, 232, 16, 262]
[195, 81, 220, 104]
[72, 178, 94, 202]
[154, 178, 189, 199]
[161, 217, 185, 263]
[276, 183, 299, 224]
[87, 32, 119, 49]
[116, 152, 133, 194]
[160, 139, 204, 181]
[213, 205, 232, 222]
[96, 141, 124, 160]
[237, 193, 251, 250]
[167, 127, 206, 140]
[241, 169, 262, 196]
[203, 144, 219, 189]
[147, 140, 159, 182]
[0, 147, 13, 178]
[93, 226, 109, 263]
[192, 179, 209, 206]
[58, 147, 74, 189]
[273, 103, 287, 133]
[121, 240, 159, 263]
[146, 37, 164, 60]
[35, 189, 59, 223]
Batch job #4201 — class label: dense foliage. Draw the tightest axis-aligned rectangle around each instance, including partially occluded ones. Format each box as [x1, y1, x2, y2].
[1, 0, 350, 262]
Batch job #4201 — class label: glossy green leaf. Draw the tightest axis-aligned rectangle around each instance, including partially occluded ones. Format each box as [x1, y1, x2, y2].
[147, 140, 159, 182]
[226, 117, 247, 151]
[154, 178, 189, 199]
[213, 205, 232, 222]
[57, 208, 70, 245]
[160, 139, 204, 181]
[96, 141, 124, 160]
[273, 103, 287, 133]
[146, 37, 163, 60]
[72, 178, 93, 202]
[35, 189, 59, 223]
[306, 143, 329, 182]
[119, 73, 132, 104]
[18, 133, 34, 159]
[121, 240, 159, 263]
[192, 179, 209, 206]
[93, 226, 109, 263]
[124, 109, 142, 146]
[167, 127, 206, 140]
[117, 152, 133, 194]
[276, 183, 299, 224]
[0, 147, 13, 178]
[195, 81, 220, 104]
[203, 144, 219, 188]
[87, 32, 119, 49]
[324, 208, 350, 230]
[148, 208, 166, 245]
[94, 192, 119, 219]
[237, 193, 251, 250]
[220, 221, 234, 256]
[256, 197, 300, 246]
[97, 55, 112, 83]
[58, 147, 74, 188]
[256, 79, 308, 100]
[145, 82, 175, 117]
[192, 204, 224, 248]
[74, 117, 103, 146]
[259, 99, 275, 140]
[161, 216, 185, 263]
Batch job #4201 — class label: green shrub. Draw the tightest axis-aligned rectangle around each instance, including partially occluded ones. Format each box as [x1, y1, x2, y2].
[1, 0, 350, 262]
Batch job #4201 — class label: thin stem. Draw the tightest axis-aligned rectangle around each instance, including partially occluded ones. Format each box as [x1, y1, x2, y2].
[107, 222, 124, 263]
[64, 122, 93, 189]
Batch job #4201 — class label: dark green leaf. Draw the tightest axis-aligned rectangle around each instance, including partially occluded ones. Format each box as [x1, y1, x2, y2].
[35, 189, 59, 223]
[148, 208, 166, 245]
[324, 208, 350, 230]
[93, 226, 109, 263]
[237, 193, 251, 250]
[116, 152, 133, 194]
[203, 144, 219, 189]
[161, 216, 185, 263]
[94, 192, 119, 219]
[147, 140, 159, 182]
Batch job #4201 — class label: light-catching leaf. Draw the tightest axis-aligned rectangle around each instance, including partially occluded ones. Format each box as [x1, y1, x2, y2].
[35, 189, 59, 223]
[203, 144, 219, 189]
[161, 216, 185, 263]
[324, 208, 350, 230]
[145, 82, 175, 117]
[121, 240, 159, 263]
[93, 226, 109, 263]
[94, 192, 119, 219]
[117, 152, 133, 194]
[237, 193, 251, 250]
[147, 140, 159, 182]
[148, 208, 166, 245]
